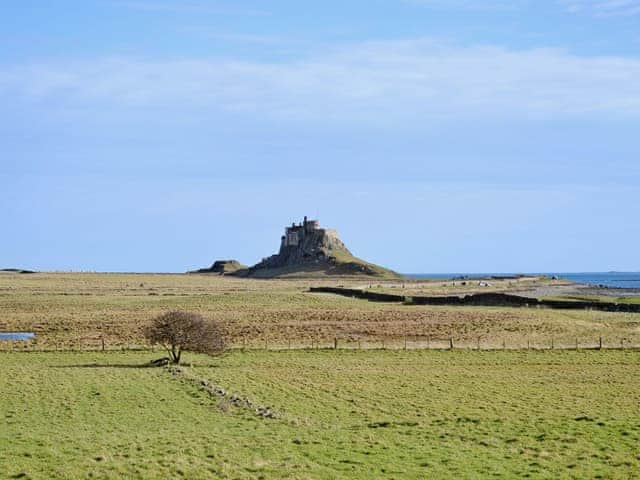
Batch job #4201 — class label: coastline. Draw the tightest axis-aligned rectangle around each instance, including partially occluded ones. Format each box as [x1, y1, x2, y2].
[513, 283, 640, 299]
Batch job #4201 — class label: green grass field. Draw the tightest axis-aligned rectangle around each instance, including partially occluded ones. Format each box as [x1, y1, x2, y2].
[2, 350, 639, 479]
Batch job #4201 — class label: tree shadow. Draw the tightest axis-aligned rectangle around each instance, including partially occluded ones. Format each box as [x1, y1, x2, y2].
[50, 361, 222, 369]
[50, 363, 159, 369]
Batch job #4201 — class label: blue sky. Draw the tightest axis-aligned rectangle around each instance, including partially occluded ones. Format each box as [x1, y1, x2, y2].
[1, 0, 639, 273]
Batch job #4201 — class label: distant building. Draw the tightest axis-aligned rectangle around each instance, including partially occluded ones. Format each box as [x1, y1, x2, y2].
[281, 216, 321, 248]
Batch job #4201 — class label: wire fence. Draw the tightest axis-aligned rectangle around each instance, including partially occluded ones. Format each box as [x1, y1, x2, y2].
[226, 336, 638, 352]
[1, 335, 638, 353]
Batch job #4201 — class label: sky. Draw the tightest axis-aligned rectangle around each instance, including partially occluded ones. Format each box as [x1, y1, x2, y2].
[1, 0, 639, 273]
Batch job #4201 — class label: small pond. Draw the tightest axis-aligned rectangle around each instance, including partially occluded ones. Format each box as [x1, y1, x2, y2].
[0, 332, 35, 341]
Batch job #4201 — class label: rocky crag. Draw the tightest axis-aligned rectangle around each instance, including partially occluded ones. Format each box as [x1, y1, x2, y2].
[236, 217, 400, 278]
[189, 260, 247, 275]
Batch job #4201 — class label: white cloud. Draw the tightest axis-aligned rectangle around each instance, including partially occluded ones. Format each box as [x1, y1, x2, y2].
[1, 39, 640, 123]
[561, 0, 640, 16]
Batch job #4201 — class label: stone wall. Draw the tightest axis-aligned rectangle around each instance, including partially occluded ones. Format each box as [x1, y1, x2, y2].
[309, 287, 640, 313]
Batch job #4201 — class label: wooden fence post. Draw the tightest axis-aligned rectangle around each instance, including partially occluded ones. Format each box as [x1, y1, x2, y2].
[449, 338, 453, 350]
[101, 337, 105, 352]
[598, 337, 602, 350]
[575, 338, 578, 350]
[404, 337, 407, 350]
[334, 338, 338, 350]
[358, 339, 361, 350]
[527, 339, 530, 350]
[551, 338, 554, 350]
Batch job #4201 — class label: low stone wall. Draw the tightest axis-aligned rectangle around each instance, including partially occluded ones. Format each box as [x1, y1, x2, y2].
[410, 295, 463, 306]
[460, 292, 534, 307]
[538, 299, 640, 312]
[310, 287, 405, 302]
[309, 287, 640, 313]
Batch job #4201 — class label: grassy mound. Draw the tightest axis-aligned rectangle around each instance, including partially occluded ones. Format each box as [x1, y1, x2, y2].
[189, 260, 248, 275]
[238, 249, 401, 279]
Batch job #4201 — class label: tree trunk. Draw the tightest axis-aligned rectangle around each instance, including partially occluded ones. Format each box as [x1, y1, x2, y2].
[171, 344, 180, 364]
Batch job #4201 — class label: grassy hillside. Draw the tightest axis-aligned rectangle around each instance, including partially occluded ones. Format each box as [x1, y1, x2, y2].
[1, 350, 638, 479]
[240, 248, 402, 279]
[326, 248, 402, 278]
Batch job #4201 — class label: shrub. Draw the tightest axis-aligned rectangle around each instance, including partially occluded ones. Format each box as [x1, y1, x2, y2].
[144, 310, 224, 364]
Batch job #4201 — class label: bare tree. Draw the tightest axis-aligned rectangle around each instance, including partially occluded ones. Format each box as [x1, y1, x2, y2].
[144, 311, 224, 364]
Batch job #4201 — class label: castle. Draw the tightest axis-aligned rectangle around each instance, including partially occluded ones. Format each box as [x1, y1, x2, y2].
[280, 216, 333, 248]
[192, 215, 399, 278]
[248, 216, 350, 271]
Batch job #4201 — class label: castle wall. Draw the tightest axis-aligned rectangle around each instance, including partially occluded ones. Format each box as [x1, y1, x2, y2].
[286, 232, 299, 246]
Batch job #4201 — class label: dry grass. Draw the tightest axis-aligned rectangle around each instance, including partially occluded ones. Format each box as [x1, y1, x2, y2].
[1, 272, 639, 350]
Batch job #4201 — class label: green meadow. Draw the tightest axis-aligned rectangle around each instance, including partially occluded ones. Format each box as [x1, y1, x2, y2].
[1, 349, 639, 479]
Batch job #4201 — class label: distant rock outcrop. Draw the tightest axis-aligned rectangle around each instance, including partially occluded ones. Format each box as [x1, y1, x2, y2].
[235, 217, 400, 278]
[0, 268, 36, 274]
[189, 260, 247, 275]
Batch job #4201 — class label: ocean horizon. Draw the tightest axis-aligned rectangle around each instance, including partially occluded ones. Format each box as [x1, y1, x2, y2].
[405, 272, 640, 289]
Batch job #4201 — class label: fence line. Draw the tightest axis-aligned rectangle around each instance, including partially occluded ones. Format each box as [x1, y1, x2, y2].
[1, 335, 638, 353]
[224, 336, 638, 352]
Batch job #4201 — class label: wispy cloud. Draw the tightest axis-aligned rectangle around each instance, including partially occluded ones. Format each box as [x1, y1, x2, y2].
[108, 1, 268, 16]
[1, 39, 639, 123]
[561, 0, 640, 16]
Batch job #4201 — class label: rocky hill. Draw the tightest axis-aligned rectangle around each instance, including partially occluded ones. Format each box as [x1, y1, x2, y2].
[189, 260, 247, 275]
[234, 217, 401, 279]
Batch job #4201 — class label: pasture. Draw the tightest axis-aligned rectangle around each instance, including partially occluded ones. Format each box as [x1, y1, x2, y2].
[1, 350, 639, 479]
[2, 272, 639, 478]
[1, 272, 639, 350]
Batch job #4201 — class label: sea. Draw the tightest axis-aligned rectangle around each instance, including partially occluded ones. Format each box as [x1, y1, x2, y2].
[405, 272, 640, 289]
